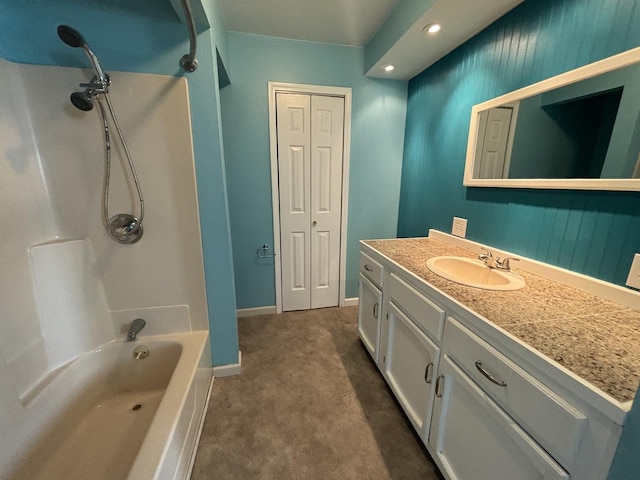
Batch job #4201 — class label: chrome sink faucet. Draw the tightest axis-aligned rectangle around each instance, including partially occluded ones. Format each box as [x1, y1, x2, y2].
[479, 247, 519, 271]
[496, 257, 520, 271]
[127, 318, 146, 341]
[478, 247, 498, 268]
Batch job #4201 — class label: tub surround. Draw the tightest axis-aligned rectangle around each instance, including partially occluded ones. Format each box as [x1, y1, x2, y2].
[0, 58, 214, 479]
[364, 232, 640, 405]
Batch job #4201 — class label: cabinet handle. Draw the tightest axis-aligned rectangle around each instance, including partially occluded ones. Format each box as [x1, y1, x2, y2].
[373, 302, 379, 319]
[435, 375, 445, 397]
[364, 264, 374, 272]
[475, 361, 507, 387]
[424, 362, 434, 384]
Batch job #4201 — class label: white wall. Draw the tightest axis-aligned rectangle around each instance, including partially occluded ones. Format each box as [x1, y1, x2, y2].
[0, 58, 209, 471]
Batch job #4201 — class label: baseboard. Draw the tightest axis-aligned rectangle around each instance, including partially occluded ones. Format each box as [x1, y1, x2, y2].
[237, 305, 277, 317]
[212, 351, 242, 377]
[343, 297, 359, 307]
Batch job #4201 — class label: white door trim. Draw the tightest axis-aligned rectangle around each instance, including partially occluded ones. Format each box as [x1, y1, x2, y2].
[268, 82, 352, 314]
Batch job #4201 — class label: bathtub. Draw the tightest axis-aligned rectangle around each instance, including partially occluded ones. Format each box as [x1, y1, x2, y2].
[6, 331, 212, 480]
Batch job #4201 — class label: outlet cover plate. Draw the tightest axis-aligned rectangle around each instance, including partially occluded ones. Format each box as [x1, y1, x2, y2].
[626, 254, 640, 289]
[452, 217, 467, 238]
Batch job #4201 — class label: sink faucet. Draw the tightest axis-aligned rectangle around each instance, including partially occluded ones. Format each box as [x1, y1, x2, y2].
[495, 257, 520, 271]
[479, 248, 520, 271]
[127, 318, 146, 341]
[478, 247, 498, 268]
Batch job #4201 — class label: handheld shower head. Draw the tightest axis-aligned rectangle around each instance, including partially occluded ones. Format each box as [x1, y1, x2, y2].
[57, 25, 86, 48]
[57, 24, 108, 88]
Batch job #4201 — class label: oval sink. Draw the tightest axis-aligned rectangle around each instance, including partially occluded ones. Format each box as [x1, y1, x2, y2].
[426, 256, 525, 291]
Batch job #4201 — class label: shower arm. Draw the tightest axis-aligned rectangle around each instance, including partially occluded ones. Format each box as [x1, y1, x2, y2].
[83, 48, 109, 87]
[179, 0, 198, 72]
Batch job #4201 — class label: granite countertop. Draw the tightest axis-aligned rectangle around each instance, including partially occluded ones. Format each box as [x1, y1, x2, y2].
[364, 237, 640, 404]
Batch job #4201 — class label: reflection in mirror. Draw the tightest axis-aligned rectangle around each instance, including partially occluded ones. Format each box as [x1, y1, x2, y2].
[464, 47, 640, 191]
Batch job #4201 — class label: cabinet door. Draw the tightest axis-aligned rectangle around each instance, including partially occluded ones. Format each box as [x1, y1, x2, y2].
[384, 301, 440, 441]
[429, 355, 569, 480]
[358, 274, 382, 362]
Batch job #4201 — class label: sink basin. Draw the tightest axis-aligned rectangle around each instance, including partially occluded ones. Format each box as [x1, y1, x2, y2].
[426, 256, 525, 291]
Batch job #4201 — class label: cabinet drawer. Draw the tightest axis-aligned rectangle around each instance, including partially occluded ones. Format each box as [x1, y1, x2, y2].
[360, 252, 383, 288]
[388, 273, 445, 342]
[445, 317, 587, 467]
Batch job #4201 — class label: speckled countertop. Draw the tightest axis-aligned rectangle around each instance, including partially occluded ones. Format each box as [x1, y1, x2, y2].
[364, 237, 640, 404]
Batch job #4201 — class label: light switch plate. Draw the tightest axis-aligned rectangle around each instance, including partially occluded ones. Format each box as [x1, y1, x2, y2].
[452, 217, 467, 238]
[626, 254, 640, 289]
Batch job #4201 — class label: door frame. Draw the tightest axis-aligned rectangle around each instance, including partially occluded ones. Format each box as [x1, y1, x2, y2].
[268, 82, 352, 313]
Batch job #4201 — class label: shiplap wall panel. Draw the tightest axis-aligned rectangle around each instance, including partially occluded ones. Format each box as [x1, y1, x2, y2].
[399, 0, 640, 286]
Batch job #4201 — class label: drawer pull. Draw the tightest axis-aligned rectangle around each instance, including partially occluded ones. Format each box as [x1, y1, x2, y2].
[475, 361, 507, 387]
[364, 264, 374, 272]
[435, 375, 445, 397]
[424, 362, 434, 384]
[373, 302, 379, 319]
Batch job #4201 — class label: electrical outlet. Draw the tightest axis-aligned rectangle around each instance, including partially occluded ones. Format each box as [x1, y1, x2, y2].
[452, 217, 467, 238]
[626, 254, 640, 289]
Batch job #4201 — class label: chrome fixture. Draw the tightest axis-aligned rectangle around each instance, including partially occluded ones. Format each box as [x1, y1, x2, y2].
[495, 257, 520, 272]
[127, 318, 146, 342]
[57, 25, 144, 244]
[179, 0, 198, 72]
[478, 247, 519, 271]
[256, 244, 276, 259]
[478, 247, 497, 268]
[57, 25, 109, 88]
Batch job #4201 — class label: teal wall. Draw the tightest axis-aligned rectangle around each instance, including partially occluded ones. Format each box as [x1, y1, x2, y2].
[220, 32, 407, 309]
[0, 0, 239, 366]
[398, 0, 640, 288]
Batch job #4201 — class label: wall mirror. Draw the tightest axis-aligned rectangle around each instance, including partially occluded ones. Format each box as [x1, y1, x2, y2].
[463, 46, 640, 191]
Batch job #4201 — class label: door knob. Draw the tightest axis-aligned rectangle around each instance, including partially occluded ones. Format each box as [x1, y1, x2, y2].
[312, 221, 317, 226]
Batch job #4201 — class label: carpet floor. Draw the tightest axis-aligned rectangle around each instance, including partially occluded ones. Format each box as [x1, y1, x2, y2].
[191, 306, 443, 479]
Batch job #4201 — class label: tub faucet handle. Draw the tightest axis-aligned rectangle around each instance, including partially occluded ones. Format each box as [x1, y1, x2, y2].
[127, 318, 146, 342]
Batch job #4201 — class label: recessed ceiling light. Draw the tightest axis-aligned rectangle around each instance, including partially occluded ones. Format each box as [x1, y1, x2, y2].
[382, 65, 395, 72]
[424, 23, 441, 34]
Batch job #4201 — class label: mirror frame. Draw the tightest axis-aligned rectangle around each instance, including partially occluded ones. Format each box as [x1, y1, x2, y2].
[463, 46, 640, 191]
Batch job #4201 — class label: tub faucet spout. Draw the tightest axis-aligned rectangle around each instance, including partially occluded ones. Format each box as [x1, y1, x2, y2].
[127, 318, 146, 341]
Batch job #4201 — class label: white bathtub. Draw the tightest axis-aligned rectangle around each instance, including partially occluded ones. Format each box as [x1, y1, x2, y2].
[6, 331, 212, 480]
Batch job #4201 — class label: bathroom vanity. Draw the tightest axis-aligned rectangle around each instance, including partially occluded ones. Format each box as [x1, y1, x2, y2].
[358, 231, 640, 480]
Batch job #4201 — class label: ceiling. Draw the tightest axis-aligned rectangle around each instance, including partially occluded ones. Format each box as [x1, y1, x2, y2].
[217, 0, 400, 47]
[217, 0, 524, 80]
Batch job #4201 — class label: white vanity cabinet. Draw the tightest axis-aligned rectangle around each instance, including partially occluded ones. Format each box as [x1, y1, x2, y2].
[379, 271, 446, 440]
[357, 252, 383, 362]
[429, 354, 569, 480]
[358, 242, 624, 480]
[382, 301, 440, 439]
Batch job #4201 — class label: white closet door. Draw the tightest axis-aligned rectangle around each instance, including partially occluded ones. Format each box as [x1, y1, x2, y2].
[276, 92, 344, 312]
[310, 95, 344, 309]
[277, 93, 312, 311]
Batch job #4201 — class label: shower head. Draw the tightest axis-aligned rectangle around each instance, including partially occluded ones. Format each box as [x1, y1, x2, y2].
[70, 91, 94, 111]
[57, 24, 109, 87]
[57, 25, 85, 49]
